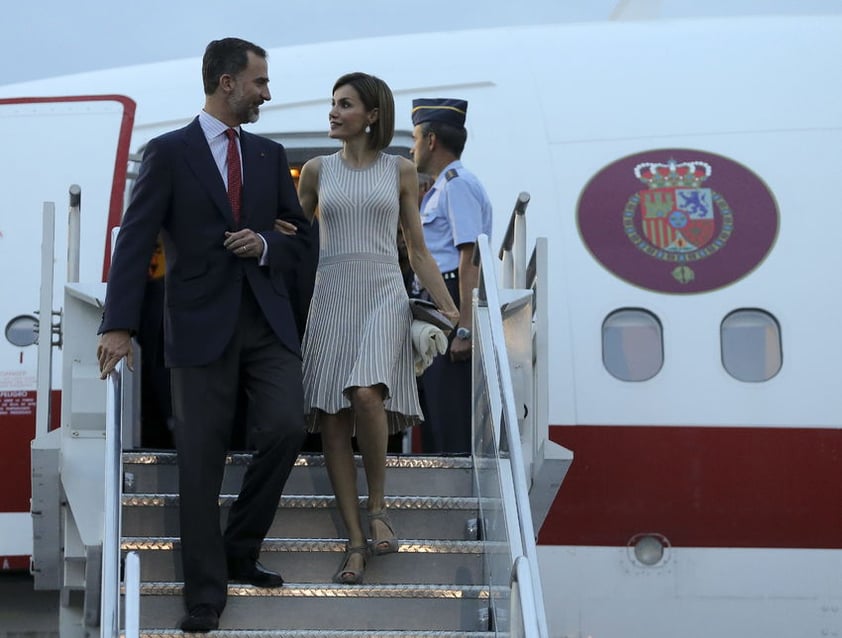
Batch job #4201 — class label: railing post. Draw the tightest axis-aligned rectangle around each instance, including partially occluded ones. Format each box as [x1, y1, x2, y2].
[67, 185, 81, 283]
[35, 203, 56, 440]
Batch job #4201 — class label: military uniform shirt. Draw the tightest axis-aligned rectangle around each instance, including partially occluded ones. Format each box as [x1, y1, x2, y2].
[420, 160, 493, 273]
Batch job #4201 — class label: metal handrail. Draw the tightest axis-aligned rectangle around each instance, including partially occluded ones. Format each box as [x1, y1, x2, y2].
[98, 219, 140, 637]
[498, 191, 530, 290]
[476, 231, 549, 637]
[497, 191, 531, 260]
[510, 556, 541, 638]
[124, 551, 140, 638]
[102, 360, 124, 636]
[103, 359, 139, 638]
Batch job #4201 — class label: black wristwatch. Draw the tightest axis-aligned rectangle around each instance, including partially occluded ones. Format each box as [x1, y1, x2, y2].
[456, 327, 472, 340]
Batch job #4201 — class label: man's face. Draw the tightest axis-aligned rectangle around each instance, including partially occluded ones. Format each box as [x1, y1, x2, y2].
[411, 124, 431, 174]
[226, 51, 271, 124]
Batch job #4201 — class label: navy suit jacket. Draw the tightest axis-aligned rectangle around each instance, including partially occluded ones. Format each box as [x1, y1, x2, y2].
[100, 117, 313, 367]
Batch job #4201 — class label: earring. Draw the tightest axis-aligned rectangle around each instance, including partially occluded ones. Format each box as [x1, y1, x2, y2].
[365, 124, 371, 134]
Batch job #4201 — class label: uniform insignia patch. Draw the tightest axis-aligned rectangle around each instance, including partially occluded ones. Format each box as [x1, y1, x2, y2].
[445, 168, 459, 181]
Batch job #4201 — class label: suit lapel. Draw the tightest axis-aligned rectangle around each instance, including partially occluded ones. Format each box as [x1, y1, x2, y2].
[181, 118, 237, 228]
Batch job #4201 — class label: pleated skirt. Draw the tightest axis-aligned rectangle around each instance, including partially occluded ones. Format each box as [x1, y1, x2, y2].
[302, 252, 421, 434]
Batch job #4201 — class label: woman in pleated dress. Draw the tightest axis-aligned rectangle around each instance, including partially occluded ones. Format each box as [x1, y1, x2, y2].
[295, 72, 459, 584]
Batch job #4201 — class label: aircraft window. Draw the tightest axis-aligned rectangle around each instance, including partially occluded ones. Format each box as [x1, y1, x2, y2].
[602, 309, 663, 382]
[721, 309, 782, 382]
[5, 314, 39, 347]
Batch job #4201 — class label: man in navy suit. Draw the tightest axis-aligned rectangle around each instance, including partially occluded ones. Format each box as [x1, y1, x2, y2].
[97, 38, 312, 632]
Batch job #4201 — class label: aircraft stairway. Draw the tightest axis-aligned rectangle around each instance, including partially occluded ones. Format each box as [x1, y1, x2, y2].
[120, 451, 497, 636]
[31, 191, 570, 637]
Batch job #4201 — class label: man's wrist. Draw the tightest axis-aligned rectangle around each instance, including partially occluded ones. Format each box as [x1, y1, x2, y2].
[456, 327, 472, 340]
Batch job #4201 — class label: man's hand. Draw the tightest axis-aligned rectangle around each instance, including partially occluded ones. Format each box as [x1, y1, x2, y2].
[97, 330, 133, 379]
[224, 229, 263, 259]
[450, 335, 471, 362]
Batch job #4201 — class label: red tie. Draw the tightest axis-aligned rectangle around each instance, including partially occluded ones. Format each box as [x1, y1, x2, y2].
[225, 128, 242, 225]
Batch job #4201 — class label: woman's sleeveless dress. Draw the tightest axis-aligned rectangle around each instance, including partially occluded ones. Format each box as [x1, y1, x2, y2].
[302, 152, 421, 433]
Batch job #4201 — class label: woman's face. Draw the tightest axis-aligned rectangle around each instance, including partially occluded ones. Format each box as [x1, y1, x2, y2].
[328, 83, 375, 140]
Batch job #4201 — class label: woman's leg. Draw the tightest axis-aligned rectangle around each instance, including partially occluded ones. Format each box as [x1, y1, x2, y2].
[320, 410, 366, 576]
[349, 385, 396, 551]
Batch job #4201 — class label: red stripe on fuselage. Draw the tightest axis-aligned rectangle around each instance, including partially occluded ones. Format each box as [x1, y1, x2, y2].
[0, 556, 30, 572]
[539, 425, 842, 548]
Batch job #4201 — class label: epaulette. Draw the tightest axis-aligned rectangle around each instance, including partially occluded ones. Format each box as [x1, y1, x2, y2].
[444, 168, 459, 181]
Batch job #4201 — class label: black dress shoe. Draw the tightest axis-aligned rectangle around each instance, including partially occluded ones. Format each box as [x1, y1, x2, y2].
[180, 604, 219, 632]
[227, 558, 284, 587]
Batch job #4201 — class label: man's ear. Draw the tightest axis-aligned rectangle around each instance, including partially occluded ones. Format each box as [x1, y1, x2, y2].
[218, 73, 235, 94]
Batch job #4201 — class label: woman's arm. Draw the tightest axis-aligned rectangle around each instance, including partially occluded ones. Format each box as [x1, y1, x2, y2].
[397, 158, 459, 326]
[297, 157, 321, 222]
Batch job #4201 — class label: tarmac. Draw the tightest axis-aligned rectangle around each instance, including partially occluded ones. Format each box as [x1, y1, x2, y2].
[0, 572, 59, 638]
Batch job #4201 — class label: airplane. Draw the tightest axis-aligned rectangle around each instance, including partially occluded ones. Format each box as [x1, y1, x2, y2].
[1, 9, 842, 637]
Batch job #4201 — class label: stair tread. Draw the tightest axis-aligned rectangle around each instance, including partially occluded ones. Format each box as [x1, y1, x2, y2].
[137, 582, 497, 598]
[121, 453, 506, 634]
[123, 494, 482, 507]
[122, 537, 486, 552]
[124, 452, 473, 469]
[138, 631, 497, 637]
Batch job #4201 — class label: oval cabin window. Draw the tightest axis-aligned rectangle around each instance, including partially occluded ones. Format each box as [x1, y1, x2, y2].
[602, 309, 663, 382]
[721, 309, 782, 382]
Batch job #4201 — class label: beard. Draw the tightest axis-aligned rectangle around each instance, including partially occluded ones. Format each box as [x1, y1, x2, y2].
[228, 90, 261, 124]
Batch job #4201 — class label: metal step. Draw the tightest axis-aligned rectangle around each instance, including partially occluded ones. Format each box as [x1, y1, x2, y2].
[121, 495, 482, 540]
[119, 452, 500, 635]
[133, 583, 497, 632]
[138, 632, 498, 638]
[122, 538, 484, 585]
[123, 453, 474, 498]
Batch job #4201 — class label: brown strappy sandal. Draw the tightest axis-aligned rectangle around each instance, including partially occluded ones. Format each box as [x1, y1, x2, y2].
[332, 544, 368, 584]
[368, 510, 399, 556]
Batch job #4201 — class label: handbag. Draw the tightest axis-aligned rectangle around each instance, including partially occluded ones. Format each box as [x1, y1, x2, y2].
[408, 298, 454, 332]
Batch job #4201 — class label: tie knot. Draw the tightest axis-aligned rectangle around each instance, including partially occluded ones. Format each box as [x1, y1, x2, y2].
[225, 128, 238, 141]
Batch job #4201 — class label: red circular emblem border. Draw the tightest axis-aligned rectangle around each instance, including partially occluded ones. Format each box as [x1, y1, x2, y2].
[577, 149, 779, 294]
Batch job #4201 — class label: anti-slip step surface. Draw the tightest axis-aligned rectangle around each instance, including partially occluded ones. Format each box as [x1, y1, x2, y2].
[134, 583, 499, 632]
[123, 453, 474, 497]
[121, 495, 484, 540]
[122, 537, 486, 585]
[120, 452, 509, 634]
[139, 631, 499, 637]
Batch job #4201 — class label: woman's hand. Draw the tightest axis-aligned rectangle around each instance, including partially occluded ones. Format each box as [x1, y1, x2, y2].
[274, 219, 298, 236]
[443, 308, 460, 330]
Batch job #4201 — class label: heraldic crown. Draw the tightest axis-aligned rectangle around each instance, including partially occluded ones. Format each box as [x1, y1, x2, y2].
[633, 159, 712, 188]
